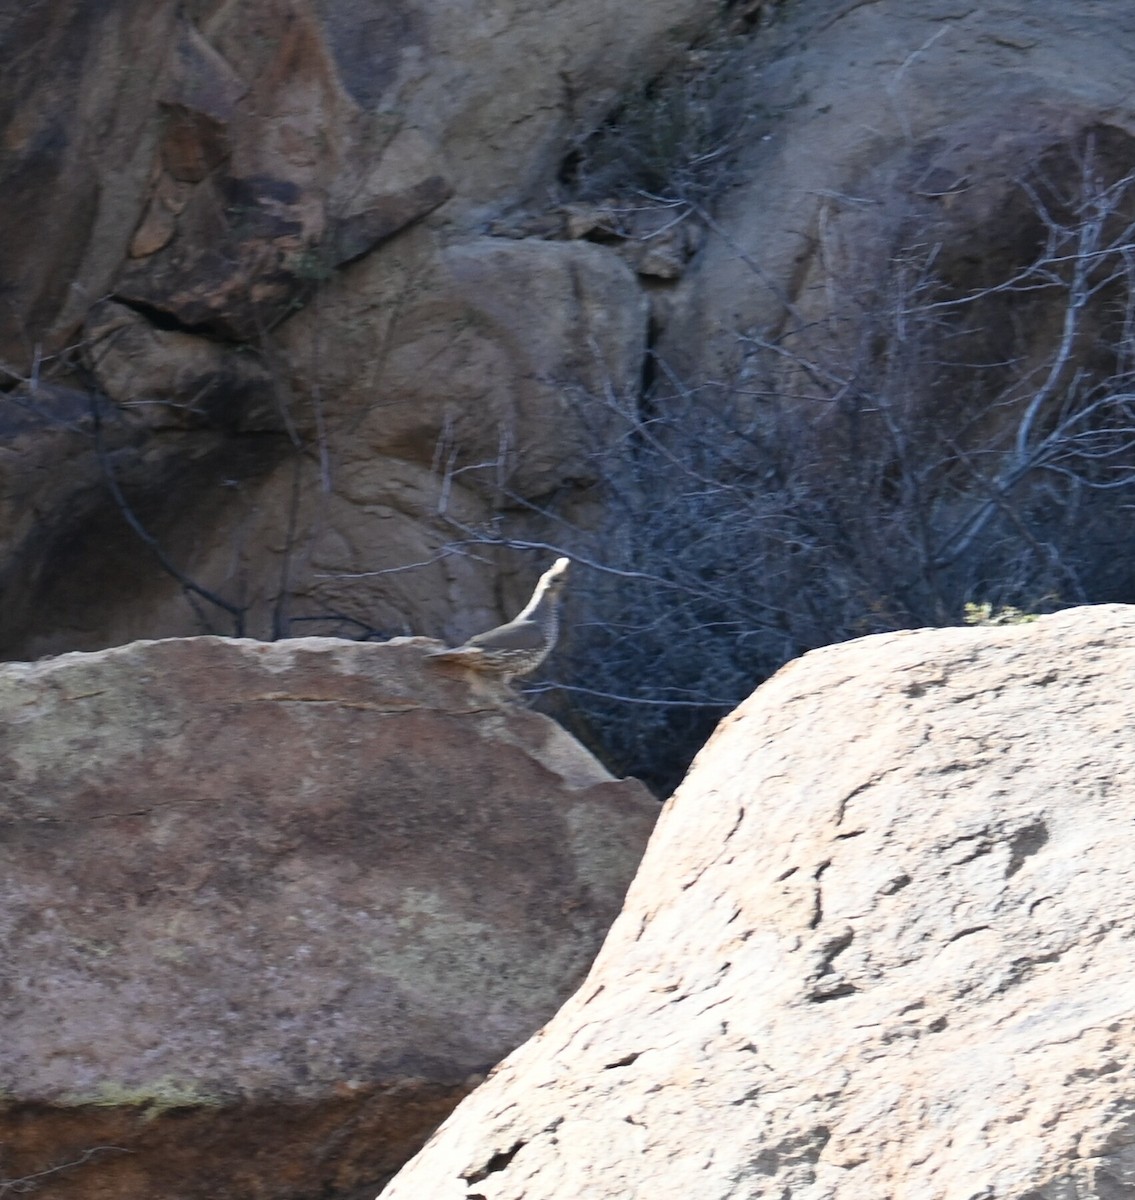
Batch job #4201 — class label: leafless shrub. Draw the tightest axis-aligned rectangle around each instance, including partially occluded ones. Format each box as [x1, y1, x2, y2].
[450, 135, 1135, 795]
[560, 34, 758, 209]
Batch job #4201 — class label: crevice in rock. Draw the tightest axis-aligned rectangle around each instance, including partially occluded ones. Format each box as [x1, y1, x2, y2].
[946, 925, 990, 943]
[725, 804, 746, 841]
[945, 830, 995, 865]
[879, 872, 912, 895]
[810, 980, 858, 1002]
[641, 335, 659, 401]
[108, 294, 234, 342]
[806, 924, 856, 1001]
[462, 1140, 526, 1185]
[808, 859, 831, 928]
[603, 1051, 640, 1069]
[1006, 819, 1049, 877]
[834, 779, 874, 825]
[997, 951, 1061, 991]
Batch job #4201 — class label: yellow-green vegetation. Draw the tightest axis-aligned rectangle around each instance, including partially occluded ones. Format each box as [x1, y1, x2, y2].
[963, 602, 1042, 626]
[63, 1077, 225, 1120]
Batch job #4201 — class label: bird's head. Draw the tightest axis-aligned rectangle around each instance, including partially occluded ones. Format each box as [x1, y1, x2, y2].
[541, 556, 571, 595]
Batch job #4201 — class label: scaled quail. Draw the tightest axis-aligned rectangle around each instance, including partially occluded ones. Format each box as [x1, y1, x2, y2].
[427, 557, 570, 683]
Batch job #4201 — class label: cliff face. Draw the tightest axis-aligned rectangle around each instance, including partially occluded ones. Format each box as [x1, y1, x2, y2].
[4, 1, 1135, 785]
[0, 0, 698, 661]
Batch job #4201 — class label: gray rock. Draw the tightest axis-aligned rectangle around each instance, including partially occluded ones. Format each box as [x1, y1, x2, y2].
[0, 635, 657, 1198]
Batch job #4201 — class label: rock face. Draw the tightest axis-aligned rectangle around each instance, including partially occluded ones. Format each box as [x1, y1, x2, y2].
[0, 636, 657, 1199]
[6, 1, 1135, 800]
[0, 0, 703, 359]
[0, 0, 700, 658]
[381, 604, 1135, 1199]
[662, 1, 1135, 381]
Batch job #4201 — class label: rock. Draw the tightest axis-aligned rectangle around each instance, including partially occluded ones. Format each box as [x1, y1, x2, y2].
[0, 386, 255, 662]
[0, 2, 177, 362]
[278, 234, 648, 499]
[0, 440, 536, 660]
[370, 0, 709, 218]
[380, 604, 1135, 1199]
[84, 300, 280, 431]
[113, 13, 454, 339]
[661, 2, 1135, 383]
[0, 0, 708, 362]
[0, 635, 657, 1199]
[0, 0, 699, 660]
[553, 201, 704, 279]
[614, 207, 704, 280]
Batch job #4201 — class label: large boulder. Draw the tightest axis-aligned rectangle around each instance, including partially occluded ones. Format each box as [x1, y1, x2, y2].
[277, 234, 648, 497]
[381, 603, 1135, 1199]
[661, 1, 1135, 380]
[0, 635, 657, 1199]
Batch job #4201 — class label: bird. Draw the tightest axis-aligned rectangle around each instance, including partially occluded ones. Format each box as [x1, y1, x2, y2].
[427, 557, 571, 684]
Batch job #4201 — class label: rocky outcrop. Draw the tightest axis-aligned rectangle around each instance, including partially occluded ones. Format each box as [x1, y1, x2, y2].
[0, 0, 705, 362]
[661, 1, 1135, 379]
[276, 235, 647, 496]
[0, 635, 657, 1199]
[0, 0, 698, 660]
[5, 0, 1135, 786]
[381, 604, 1135, 1199]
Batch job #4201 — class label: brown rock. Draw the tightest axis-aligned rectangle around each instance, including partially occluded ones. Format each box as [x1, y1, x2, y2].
[381, 604, 1135, 1199]
[0, 444, 518, 660]
[128, 171, 193, 258]
[279, 235, 648, 498]
[0, 385, 237, 661]
[119, 9, 452, 338]
[0, 635, 657, 1199]
[0, 0, 702, 658]
[0, 0, 708, 360]
[84, 300, 280, 431]
[0, 3, 177, 361]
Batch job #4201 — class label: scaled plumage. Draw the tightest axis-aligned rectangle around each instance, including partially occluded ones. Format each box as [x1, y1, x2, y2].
[428, 558, 571, 682]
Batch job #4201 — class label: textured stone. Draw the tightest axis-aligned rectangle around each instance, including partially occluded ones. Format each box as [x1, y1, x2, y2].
[0, 635, 657, 1199]
[278, 234, 648, 498]
[381, 604, 1135, 1200]
[84, 300, 280, 431]
[0, 0, 706, 362]
[0, 0, 692, 658]
[661, 0, 1135, 382]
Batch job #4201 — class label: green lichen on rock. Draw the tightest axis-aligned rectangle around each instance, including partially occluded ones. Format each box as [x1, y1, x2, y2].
[63, 1077, 226, 1120]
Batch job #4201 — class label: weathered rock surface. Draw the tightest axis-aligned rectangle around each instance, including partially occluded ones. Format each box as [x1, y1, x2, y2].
[381, 603, 1135, 1199]
[0, 0, 693, 658]
[85, 300, 281, 431]
[0, 0, 705, 362]
[277, 234, 648, 496]
[0, 635, 657, 1199]
[662, 1, 1135, 382]
[6, 0, 1135, 793]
